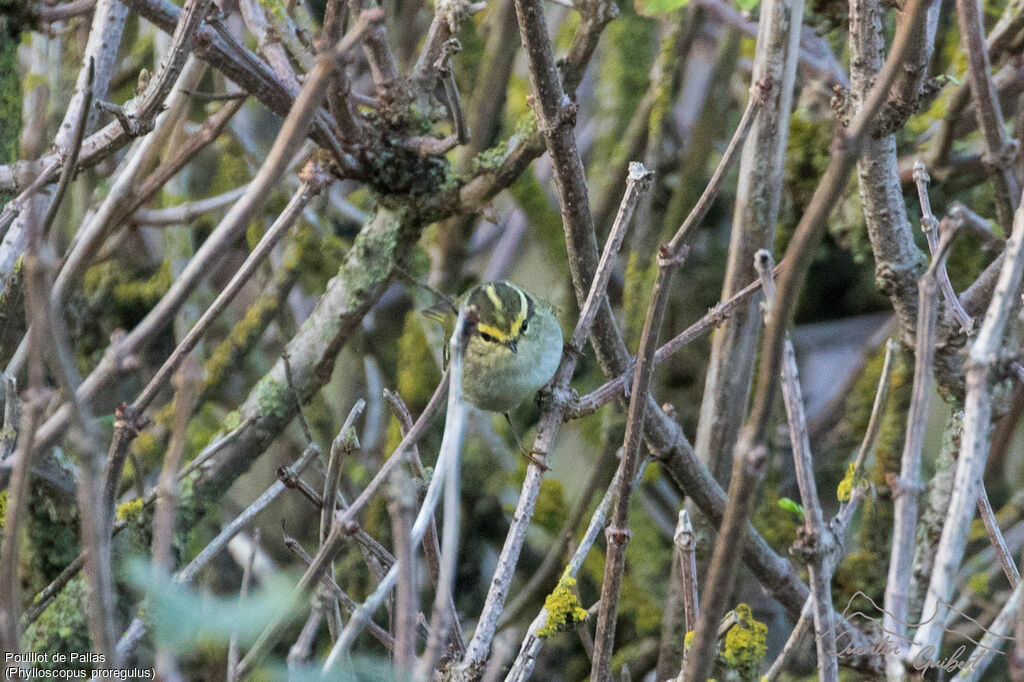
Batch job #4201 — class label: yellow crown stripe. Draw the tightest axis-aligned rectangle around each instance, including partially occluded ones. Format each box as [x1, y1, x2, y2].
[485, 284, 505, 313]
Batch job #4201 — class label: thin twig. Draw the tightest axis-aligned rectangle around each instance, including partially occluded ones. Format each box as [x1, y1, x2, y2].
[913, 184, 1024, 659]
[322, 400, 365, 545]
[497, 429, 619, 630]
[322, 305, 475, 673]
[914, 161, 975, 331]
[568, 262, 784, 420]
[235, 521, 350, 677]
[504, 463, 650, 682]
[412, 0, 485, 82]
[238, 0, 302, 93]
[662, 509, 698, 679]
[667, 78, 769, 248]
[227, 528, 259, 682]
[287, 598, 326, 669]
[976, 487, 1021, 587]
[115, 444, 322, 660]
[39, 58, 94, 246]
[318, 400, 364, 640]
[283, 534, 397, 651]
[591, 242, 689, 680]
[283, 352, 315, 447]
[436, 39, 469, 145]
[675, 510, 699, 634]
[151, 358, 202, 573]
[884, 223, 956, 675]
[384, 388, 466, 655]
[950, 573, 1024, 681]
[457, 162, 653, 673]
[948, 201, 1004, 251]
[130, 186, 249, 226]
[756, 249, 837, 682]
[683, 440, 767, 682]
[957, 0, 1021, 232]
[765, 340, 898, 682]
[0, 394, 45, 666]
[388, 468, 418, 674]
[333, 370, 450, 535]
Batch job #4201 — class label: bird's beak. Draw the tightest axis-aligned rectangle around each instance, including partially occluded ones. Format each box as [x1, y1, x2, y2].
[507, 339, 518, 354]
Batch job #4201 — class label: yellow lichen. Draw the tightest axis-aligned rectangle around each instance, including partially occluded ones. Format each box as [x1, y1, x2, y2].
[719, 603, 767, 680]
[537, 573, 588, 638]
[203, 288, 283, 391]
[115, 498, 145, 524]
[132, 430, 160, 459]
[837, 460, 856, 502]
[112, 260, 172, 307]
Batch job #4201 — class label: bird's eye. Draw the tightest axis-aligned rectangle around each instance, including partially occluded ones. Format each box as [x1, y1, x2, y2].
[480, 332, 497, 343]
[521, 319, 529, 333]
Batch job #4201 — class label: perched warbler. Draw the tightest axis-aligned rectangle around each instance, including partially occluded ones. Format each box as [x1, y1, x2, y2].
[456, 281, 563, 414]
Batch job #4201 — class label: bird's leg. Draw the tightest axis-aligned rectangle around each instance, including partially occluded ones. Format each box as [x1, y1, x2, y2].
[504, 413, 549, 471]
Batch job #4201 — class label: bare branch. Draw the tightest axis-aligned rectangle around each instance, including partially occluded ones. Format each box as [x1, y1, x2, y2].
[884, 223, 957, 674]
[747, 0, 934, 449]
[504, 463, 649, 681]
[0, 393, 45, 667]
[321, 305, 474, 672]
[914, 161, 975, 332]
[388, 469, 418, 674]
[457, 162, 653, 672]
[227, 529, 259, 682]
[756, 249, 838, 682]
[435, 39, 470, 145]
[913, 184, 1024, 659]
[591, 243, 689, 680]
[695, 0, 803, 485]
[116, 443, 322, 660]
[976, 488, 1021, 587]
[283, 534, 397, 651]
[957, 0, 1021, 231]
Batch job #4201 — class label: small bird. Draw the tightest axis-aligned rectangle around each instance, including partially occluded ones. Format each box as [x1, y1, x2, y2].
[429, 281, 563, 467]
[458, 281, 563, 414]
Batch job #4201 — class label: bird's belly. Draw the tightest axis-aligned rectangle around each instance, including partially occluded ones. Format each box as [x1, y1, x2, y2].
[462, 343, 560, 413]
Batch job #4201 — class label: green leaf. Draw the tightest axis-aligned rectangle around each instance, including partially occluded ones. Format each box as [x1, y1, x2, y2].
[128, 559, 301, 653]
[777, 497, 805, 517]
[634, 0, 690, 17]
[733, 0, 760, 10]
